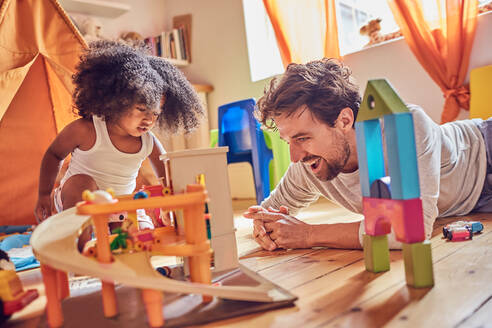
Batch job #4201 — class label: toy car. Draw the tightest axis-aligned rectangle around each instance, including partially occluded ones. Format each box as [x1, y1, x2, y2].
[443, 220, 483, 241]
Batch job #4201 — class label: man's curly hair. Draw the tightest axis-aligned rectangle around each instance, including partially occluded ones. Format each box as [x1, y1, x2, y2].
[256, 58, 361, 129]
[72, 40, 203, 134]
[73, 40, 164, 124]
[147, 56, 204, 134]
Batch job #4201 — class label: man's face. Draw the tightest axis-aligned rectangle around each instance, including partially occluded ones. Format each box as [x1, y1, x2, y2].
[275, 105, 352, 181]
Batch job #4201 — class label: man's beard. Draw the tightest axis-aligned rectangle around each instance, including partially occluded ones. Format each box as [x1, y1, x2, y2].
[315, 139, 351, 181]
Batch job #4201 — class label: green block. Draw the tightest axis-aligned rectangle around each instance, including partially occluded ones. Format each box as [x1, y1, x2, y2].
[403, 240, 434, 288]
[363, 234, 390, 272]
[357, 79, 408, 122]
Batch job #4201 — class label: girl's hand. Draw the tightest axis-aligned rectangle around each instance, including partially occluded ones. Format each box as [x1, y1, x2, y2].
[34, 194, 52, 223]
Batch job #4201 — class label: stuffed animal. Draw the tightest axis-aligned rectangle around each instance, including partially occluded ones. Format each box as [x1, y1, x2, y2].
[81, 17, 104, 43]
[360, 18, 402, 47]
[360, 18, 382, 47]
[120, 31, 144, 47]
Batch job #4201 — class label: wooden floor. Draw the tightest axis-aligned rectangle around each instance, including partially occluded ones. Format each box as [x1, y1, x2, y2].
[9, 199, 492, 327]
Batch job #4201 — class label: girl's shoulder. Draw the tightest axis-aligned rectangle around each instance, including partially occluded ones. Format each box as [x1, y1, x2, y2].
[64, 117, 97, 151]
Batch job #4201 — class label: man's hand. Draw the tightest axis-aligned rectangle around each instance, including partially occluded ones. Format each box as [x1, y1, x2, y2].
[244, 205, 313, 250]
[245, 206, 278, 251]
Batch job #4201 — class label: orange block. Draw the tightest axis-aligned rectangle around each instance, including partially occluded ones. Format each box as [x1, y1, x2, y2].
[363, 197, 425, 243]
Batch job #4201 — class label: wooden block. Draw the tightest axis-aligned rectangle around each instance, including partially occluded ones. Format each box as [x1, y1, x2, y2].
[391, 198, 425, 243]
[363, 234, 390, 273]
[369, 176, 391, 199]
[402, 240, 434, 288]
[363, 197, 425, 243]
[355, 120, 385, 197]
[356, 79, 408, 122]
[362, 197, 392, 236]
[384, 112, 420, 200]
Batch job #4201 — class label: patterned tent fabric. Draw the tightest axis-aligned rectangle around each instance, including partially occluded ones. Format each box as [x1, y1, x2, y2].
[0, 0, 86, 225]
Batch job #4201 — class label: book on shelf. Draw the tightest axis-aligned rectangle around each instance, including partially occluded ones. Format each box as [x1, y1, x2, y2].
[144, 28, 189, 64]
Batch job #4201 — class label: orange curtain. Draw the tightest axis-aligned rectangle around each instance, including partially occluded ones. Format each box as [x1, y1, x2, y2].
[263, 0, 340, 67]
[388, 0, 478, 123]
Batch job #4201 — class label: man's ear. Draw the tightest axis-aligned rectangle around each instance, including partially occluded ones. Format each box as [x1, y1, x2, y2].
[335, 107, 354, 131]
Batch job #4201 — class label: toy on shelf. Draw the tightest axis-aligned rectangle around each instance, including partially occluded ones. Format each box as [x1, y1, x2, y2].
[355, 79, 434, 288]
[0, 250, 38, 324]
[443, 220, 483, 241]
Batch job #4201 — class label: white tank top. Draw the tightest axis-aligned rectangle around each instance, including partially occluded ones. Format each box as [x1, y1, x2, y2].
[60, 116, 154, 195]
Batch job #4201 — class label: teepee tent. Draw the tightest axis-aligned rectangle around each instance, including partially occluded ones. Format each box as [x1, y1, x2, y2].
[0, 0, 86, 225]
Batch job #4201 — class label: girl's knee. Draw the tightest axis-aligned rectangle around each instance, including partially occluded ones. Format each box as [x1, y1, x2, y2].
[61, 175, 98, 209]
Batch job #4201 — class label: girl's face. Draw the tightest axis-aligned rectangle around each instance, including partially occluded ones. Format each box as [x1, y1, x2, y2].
[117, 97, 164, 137]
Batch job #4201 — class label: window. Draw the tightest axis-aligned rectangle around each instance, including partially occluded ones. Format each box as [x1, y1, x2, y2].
[242, 0, 284, 82]
[242, 0, 399, 81]
[336, 0, 399, 55]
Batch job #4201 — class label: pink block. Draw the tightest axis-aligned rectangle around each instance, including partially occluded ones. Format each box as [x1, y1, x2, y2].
[362, 197, 425, 243]
[362, 198, 392, 236]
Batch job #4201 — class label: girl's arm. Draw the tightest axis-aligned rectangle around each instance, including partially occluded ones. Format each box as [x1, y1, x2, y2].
[147, 134, 167, 185]
[35, 119, 91, 221]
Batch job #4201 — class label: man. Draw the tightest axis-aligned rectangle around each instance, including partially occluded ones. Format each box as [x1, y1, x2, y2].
[244, 58, 491, 251]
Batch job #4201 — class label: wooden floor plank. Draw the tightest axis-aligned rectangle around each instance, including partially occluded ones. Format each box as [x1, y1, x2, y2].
[240, 249, 318, 273]
[455, 294, 492, 328]
[217, 214, 492, 328]
[257, 249, 363, 290]
[326, 229, 492, 328]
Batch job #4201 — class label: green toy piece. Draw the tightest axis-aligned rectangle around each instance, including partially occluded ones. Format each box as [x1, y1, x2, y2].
[356, 79, 408, 122]
[363, 234, 390, 273]
[110, 227, 128, 251]
[402, 240, 434, 288]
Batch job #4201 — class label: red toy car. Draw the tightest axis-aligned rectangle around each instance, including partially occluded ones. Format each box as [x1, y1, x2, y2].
[442, 221, 483, 241]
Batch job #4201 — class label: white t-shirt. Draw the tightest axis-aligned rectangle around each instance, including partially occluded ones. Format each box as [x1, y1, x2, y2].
[262, 105, 487, 249]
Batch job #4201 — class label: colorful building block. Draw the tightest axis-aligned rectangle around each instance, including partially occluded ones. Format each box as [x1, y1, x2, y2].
[357, 79, 434, 289]
[362, 197, 392, 236]
[384, 112, 420, 200]
[363, 234, 390, 272]
[370, 176, 391, 199]
[402, 240, 434, 288]
[363, 197, 425, 243]
[356, 79, 408, 122]
[355, 119, 386, 197]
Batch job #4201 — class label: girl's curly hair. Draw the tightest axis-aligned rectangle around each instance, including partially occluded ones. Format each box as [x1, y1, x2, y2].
[73, 40, 164, 124]
[147, 56, 204, 134]
[256, 58, 361, 129]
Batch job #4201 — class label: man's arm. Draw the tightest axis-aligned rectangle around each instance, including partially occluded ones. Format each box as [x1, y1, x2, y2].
[409, 106, 441, 239]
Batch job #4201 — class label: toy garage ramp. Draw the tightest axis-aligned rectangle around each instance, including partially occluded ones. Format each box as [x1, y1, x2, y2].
[30, 207, 295, 303]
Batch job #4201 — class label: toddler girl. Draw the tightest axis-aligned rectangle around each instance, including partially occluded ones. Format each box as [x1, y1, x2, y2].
[34, 41, 203, 231]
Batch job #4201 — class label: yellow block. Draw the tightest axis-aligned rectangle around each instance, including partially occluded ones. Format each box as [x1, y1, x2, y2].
[470, 65, 492, 120]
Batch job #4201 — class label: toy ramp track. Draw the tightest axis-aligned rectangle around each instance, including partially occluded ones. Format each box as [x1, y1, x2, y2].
[31, 208, 294, 302]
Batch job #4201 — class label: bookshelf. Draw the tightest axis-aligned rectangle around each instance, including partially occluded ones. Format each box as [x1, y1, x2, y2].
[58, 0, 130, 18]
[166, 58, 189, 68]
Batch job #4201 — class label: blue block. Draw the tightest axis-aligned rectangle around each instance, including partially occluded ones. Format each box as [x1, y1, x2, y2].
[355, 120, 386, 197]
[384, 113, 420, 199]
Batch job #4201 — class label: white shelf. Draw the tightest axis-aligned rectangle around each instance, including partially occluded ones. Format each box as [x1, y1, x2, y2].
[165, 58, 189, 68]
[59, 0, 130, 18]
